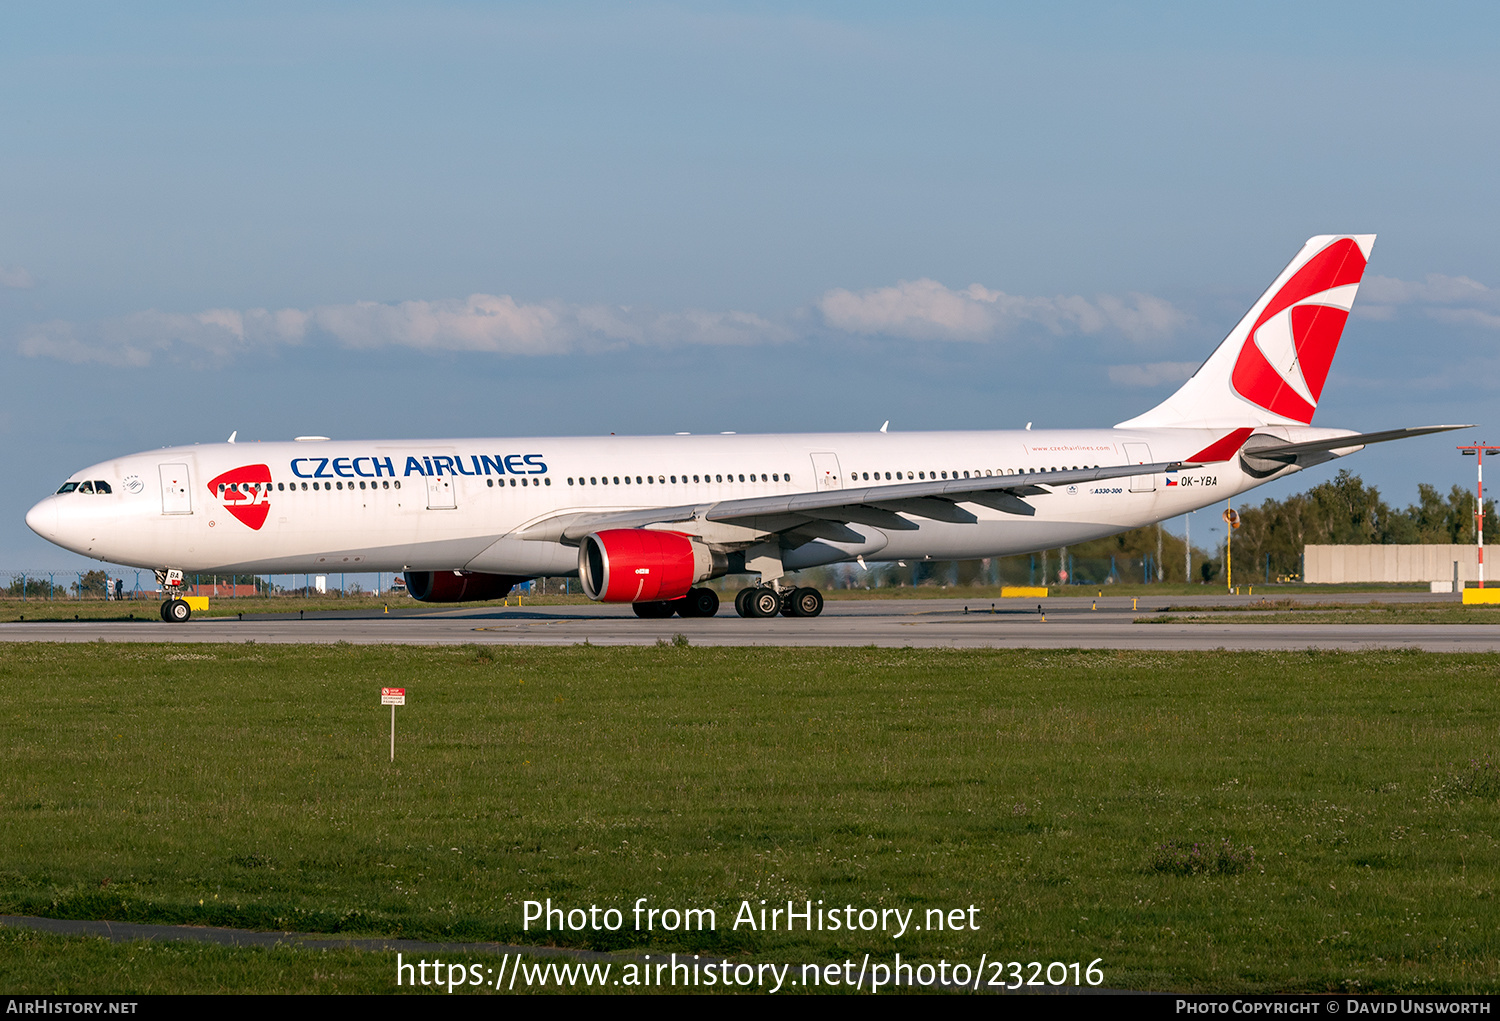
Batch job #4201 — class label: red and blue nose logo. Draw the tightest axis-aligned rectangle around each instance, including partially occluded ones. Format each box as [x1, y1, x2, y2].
[207, 464, 272, 530]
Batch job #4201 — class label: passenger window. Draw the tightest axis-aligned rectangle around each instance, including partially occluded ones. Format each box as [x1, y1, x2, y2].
[693, 475, 700, 483]
[670, 475, 677, 483]
[772, 473, 778, 482]
[738, 474, 744, 482]
[394, 481, 401, 489]
[636, 476, 642, 484]
[613, 477, 620, 485]
[510, 478, 517, 487]
[360, 481, 367, 489]
[544, 478, 551, 486]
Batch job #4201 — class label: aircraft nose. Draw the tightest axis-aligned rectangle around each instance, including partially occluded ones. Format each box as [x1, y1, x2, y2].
[25, 498, 57, 540]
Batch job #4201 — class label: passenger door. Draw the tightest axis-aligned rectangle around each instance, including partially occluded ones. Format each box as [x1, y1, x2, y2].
[426, 474, 456, 510]
[159, 464, 192, 514]
[1122, 442, 1156, 493]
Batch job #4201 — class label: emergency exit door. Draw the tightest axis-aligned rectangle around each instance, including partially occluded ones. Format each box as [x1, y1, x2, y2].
[810, 452, 843, 491]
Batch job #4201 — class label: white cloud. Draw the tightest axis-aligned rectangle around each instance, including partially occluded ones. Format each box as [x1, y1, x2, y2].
[1107, 361, 1199, 387]
[818, 279, 1188, 343]
[0, 266, 35, 289]
[1355, 273, 1500, 328]
[14, 293, 792, 366]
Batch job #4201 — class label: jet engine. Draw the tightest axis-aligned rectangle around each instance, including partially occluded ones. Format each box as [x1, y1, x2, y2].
[578, 529, 726, 602]
[404, 570, 525, 602]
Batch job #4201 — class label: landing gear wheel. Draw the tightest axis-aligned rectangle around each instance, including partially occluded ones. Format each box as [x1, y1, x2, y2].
[735, 587, 758, 618]
[677, 587, 720, 618]
[632, 601, 676, 619]
[160, 599, 173, 622]
[748, 588, 781, 618]
[784, 587, 824, 617]
[166, 598, 192, 623]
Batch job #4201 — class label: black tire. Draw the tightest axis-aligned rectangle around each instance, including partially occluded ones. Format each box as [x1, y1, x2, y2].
[160, 599, 173, 622]
[678, 587, 719, 618]
[734, 587, 757, 618]
[748, 588, 781, 618]
[792, 587, 824, 617]
[167, 598, 192, 623]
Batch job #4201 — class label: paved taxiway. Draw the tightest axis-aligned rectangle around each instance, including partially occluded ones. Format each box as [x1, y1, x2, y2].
[4, 592, 1498, 651]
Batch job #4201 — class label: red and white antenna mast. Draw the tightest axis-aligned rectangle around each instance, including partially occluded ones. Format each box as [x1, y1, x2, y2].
[1458, 442, 1500, 588]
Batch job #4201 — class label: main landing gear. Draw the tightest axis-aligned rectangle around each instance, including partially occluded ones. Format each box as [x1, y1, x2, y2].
[735, 586, 824, 618]
[632, 587, 721, 619]
[160, 598, 191, 623]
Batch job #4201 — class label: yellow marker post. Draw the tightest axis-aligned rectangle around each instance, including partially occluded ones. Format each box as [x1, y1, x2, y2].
[1223, 502, 1241, 592]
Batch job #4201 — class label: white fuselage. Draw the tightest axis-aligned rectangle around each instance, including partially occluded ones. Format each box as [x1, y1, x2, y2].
[26, 424, 1343, 577]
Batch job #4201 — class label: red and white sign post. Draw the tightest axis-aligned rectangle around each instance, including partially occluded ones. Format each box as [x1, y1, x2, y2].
[1458, 443, 1499, 588]
[381, 687, 406, 761]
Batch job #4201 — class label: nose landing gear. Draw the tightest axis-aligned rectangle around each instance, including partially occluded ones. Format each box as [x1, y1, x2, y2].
[155, 568, 190, 623]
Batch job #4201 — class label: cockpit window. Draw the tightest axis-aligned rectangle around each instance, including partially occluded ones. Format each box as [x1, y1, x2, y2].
[77, 481, 95, 494]
[56, 482, 78, 494]
[94, 481, 112, 494]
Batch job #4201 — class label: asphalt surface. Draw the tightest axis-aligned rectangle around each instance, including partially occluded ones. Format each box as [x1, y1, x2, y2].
[4, 591, 1498, 651]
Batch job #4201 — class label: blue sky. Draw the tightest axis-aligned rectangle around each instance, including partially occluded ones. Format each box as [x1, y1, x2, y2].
[5, 2, 1500, 569]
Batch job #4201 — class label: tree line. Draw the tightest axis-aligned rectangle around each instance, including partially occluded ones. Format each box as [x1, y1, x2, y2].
[1062, 469, 1495, 583]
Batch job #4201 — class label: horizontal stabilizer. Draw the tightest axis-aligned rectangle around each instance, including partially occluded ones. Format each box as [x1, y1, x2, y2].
[1246, 424, 1472, 460]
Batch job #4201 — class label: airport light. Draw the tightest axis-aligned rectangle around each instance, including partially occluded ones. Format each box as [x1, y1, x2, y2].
[1456, 443, 1500, 588]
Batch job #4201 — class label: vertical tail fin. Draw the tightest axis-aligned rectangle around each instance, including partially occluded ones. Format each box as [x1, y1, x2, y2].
[1117, 234, 1375, 429]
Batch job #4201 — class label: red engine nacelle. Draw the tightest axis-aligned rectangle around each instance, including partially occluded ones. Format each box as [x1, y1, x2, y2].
[578, 529, 725, 603]
[404, 570, 525, 603]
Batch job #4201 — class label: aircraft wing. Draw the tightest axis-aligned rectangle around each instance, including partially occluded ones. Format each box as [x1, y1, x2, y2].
[516, 460, 1194, 544]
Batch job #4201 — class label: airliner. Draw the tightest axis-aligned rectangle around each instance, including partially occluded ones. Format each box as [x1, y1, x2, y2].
[26, 234, 1463, 622]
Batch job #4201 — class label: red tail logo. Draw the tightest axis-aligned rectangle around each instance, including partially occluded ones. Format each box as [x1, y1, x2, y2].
[1230, 237, 1367, 423]
[207, 464, 272, 530]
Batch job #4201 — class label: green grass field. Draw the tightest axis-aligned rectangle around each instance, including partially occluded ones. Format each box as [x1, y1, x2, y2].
[1, 643, 1497, 994]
